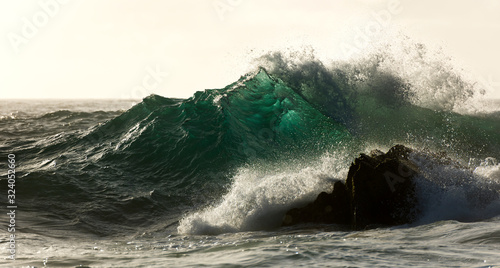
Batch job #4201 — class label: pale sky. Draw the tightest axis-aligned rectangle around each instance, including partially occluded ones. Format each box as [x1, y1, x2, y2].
[1, 0, 499, 99]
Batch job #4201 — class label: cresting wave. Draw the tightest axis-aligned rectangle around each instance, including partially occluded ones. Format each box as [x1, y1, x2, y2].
[177, 45, 500, 234]
[4, 42, 500, 237]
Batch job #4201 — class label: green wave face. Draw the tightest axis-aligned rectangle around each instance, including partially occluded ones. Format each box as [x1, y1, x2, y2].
[11, 68, 353, 234]
[89, 68, 351, 177]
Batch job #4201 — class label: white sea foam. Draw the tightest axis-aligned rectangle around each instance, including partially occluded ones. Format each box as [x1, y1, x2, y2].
[177, 152, 350, 235]
[412, 153, 500, 225]
[179, 146, 500, 235]
[474, 157, 500, 182]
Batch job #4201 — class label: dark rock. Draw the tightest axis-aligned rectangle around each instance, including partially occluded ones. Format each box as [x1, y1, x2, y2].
[282, 181, 350, 226]
[347, 145, 419, 229]
[282, 145, 420, 229]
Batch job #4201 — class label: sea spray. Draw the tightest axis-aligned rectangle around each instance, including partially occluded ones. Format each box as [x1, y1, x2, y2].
[410, 152, 500, 225]
[178, 152, 352, 235]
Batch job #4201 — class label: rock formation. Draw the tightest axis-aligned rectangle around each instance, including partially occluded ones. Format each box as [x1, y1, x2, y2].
[283, 145, 420, 229]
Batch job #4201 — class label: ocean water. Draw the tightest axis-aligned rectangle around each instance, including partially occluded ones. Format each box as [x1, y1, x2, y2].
[1, 47, 500, 267]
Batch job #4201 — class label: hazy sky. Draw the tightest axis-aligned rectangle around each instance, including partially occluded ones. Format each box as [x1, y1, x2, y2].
[1, 0, 499, 99]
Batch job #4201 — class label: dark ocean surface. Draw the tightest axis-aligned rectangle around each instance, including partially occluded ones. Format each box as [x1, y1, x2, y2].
[1, 50, 500, 267]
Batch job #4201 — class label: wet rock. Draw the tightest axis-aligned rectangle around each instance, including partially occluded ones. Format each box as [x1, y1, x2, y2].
[282, 181, 350, 226]
[347, 145, 419, 229]
[282, 145, 420, 229]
